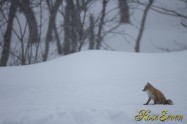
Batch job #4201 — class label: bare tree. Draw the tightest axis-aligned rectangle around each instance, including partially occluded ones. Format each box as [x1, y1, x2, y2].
[151, 0, 187, 29]
[43, 0, 62, 61]
[62, 0, 87, 54]
[0, 0, 132, 66]
[63, 0, 74, 55]
[135, 0, 154, 52]
[0, 0, 18, 66]
[95, 0, 108, 49]
[118, 0, 130, 23]
[19, 0, 39, 43]
[150, 0, 187, 51]
[89, 14, 95, 49]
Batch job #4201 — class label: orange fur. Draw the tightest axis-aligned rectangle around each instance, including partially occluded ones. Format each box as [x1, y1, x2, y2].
[143, 82, 173, 105]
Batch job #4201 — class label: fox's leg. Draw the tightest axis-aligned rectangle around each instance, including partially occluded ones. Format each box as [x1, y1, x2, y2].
[144, 97, 151, 105]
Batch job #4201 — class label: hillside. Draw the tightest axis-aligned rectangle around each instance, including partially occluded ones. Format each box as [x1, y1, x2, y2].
[0, 50, 187, 124]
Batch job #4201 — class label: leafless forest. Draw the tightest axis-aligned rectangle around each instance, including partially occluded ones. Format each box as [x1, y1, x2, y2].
[0, 0, 186, 66]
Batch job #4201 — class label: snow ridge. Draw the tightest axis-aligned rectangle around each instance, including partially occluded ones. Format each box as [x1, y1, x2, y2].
[0, 50, 187, 124]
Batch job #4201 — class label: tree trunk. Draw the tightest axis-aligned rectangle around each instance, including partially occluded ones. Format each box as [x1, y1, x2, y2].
[96, 0, 108, 49]
[63, 0, 79, 54]
[63, 0, 72, 55]
[54, 23, 63, 55]
[89, 14, 95, 49]
[0, 0, 18, 66]
[135, 0, 154, 52]
[19, 0, 39, 43]
[43, 0, 62, 61]
[118, 0, 129, 23]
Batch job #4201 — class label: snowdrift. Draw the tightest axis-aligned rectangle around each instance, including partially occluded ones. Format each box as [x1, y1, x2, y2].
[0, 50, 187, 124]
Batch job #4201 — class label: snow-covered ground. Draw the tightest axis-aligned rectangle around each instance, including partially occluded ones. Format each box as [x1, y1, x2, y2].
[0, 50, 187, 124]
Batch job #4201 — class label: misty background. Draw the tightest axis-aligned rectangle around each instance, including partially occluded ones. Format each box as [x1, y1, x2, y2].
[0, 0, 187, 66]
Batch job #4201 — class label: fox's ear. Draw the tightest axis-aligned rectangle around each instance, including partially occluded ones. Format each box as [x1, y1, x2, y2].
[147, 82, 150, 84]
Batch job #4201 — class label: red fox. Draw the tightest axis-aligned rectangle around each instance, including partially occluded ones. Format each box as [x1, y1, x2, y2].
[143, 82, 173, 105]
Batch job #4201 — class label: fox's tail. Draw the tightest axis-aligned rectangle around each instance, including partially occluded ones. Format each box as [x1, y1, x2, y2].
[165, 99, 173, 105]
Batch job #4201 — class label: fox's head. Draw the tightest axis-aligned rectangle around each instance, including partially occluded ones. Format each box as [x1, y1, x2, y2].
[143, 82, 152, 91]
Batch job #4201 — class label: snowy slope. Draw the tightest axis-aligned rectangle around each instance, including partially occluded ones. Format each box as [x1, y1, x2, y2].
[0, 50, 187, 124]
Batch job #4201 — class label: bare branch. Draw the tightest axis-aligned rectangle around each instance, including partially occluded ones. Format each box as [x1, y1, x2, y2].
[151, 5, 187, 19]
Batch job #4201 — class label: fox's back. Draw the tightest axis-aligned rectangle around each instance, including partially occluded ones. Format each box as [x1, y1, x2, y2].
[152, 87, 166, 103]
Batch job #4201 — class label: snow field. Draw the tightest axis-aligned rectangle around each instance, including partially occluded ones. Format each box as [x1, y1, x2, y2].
[0, 50, 187, 124]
